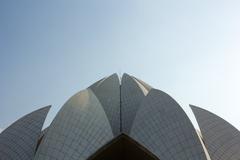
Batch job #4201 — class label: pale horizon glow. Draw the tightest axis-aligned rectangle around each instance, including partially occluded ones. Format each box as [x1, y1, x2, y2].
[1, 0, 240, 131]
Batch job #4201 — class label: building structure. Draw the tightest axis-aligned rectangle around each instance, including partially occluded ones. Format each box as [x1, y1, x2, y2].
[1, 73, 239, 160]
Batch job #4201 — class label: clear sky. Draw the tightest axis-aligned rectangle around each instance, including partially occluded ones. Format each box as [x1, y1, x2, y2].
[1, 0, 240, 132]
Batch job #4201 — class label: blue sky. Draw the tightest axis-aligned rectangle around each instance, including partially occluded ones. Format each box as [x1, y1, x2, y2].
[1, 0, 240, 132]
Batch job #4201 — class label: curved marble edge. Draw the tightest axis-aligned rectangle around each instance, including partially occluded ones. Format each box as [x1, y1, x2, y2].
[130, 89, 207, 160]
[0, 105, 50, 160]
[191, 104, 240, 160]
[34, 89, 114, 160]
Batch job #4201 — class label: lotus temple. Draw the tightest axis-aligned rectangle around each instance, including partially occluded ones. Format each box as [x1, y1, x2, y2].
[0, 73, 239, 160]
